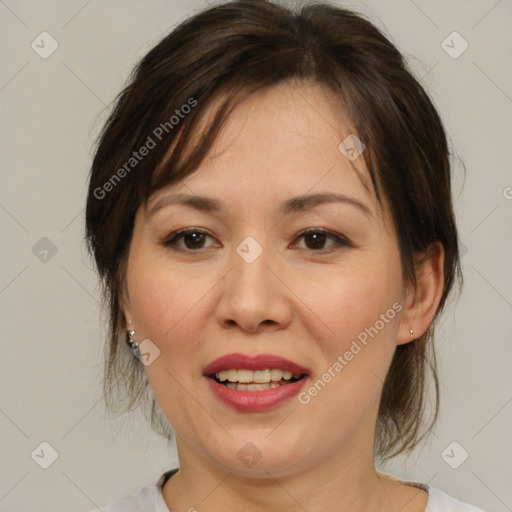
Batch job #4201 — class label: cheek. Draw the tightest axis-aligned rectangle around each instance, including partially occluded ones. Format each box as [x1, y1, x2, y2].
[125, 250, 211, 356]
[293, 257, 403, 350]
[124, 257, 213, 421]
[290, 257, 404, 417]
[294, 275, 402, 415]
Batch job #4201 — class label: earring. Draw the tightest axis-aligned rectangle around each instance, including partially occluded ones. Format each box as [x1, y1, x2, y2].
[409, 328, 414, 340]
[127, 329, 141, 358]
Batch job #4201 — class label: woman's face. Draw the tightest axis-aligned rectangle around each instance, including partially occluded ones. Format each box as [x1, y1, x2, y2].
[123, 82, 414, 477]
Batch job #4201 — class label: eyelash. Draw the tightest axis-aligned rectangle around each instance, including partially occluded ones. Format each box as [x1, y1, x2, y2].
[162, 227, 352, 254]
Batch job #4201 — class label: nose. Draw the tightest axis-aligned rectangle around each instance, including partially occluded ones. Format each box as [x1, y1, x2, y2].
[215, 242, 293, 333]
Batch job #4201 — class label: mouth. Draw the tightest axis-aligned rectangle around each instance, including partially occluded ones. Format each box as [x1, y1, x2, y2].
[209, 368, 307, 392]
[203, 353, 310, 411]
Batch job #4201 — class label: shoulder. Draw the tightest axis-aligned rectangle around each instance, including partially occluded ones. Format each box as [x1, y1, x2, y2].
[377, 471, 487, 512]
[86, 485, 164, 512]
[85, 469, 177, 512]
[426, 486, 488, 512]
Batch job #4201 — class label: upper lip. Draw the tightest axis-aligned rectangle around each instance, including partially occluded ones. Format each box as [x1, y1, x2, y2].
[203, 353, 310, 376]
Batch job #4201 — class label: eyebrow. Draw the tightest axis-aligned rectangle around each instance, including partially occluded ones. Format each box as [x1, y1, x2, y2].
[148, 192, 372, 218]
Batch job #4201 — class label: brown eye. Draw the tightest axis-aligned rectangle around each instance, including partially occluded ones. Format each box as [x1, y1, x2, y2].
[163, 228, 217, 251]
[182, 232, 207, 249]
[294, 229, 351, 252]
[304, 231, 328, 250]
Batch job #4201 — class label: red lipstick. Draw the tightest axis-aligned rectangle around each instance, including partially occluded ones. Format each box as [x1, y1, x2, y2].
[204, 353, 310, 412]
[204, 353, 310, 375]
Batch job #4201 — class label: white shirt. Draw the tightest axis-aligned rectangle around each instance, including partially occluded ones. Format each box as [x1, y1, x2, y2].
[92, 469, 487, 512]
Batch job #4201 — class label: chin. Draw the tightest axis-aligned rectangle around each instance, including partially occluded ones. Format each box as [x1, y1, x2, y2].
[206, 435, 310, 478]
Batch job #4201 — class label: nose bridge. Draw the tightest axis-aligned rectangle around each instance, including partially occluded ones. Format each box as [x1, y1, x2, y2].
[230, 235, 275, 304]
[216, 235, 291, 331]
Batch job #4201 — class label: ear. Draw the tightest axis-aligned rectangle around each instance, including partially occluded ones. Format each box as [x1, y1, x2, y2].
[397, 241, 445, 345]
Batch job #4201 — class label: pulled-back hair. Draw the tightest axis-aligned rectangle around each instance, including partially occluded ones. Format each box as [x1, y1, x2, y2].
[85, 0, 461, 461]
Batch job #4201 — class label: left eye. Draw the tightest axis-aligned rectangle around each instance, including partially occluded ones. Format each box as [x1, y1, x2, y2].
[293, 229, 351, 252]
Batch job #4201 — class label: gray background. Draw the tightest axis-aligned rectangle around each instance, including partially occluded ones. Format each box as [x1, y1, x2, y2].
[1, 0, 511, 511]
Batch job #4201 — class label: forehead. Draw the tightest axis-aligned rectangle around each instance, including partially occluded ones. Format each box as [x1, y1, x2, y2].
[149, 81, 379, 215]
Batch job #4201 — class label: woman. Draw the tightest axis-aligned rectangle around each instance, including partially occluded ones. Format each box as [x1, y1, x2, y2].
[85, 1, 486, 510]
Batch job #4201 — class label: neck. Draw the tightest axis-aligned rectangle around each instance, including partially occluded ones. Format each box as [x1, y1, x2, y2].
[162, 435, 398, 512]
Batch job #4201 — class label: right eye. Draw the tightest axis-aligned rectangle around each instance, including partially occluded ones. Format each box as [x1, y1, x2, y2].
[162, 228, 219, 252]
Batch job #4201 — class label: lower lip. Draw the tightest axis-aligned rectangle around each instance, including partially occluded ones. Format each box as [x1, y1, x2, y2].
[207, 377, 309, 412]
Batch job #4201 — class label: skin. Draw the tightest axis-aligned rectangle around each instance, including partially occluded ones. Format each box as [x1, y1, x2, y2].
[122, 81, 444, 512]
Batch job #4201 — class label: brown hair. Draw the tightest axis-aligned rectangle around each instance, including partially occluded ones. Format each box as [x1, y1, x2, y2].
[85, 0, 462, 461]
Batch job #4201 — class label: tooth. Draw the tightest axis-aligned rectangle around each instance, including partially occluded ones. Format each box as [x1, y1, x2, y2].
[237, 369, 253, 383]
[227, 369, 238, 382]
[225, 382, 283, 391]
[217, 368, 301, 384]
[270, 369, 284, 381]
[247, 383, 274, 391]
[254, 369, 271, 383]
